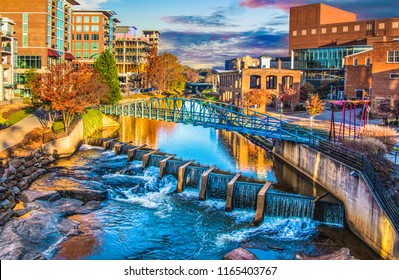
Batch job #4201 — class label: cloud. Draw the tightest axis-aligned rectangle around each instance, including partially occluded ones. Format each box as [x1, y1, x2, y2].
[162, 12, 230, 27]
[159, 29, 288, 68]
[239, 0, 399, 19]
[74, 0, 110, 9]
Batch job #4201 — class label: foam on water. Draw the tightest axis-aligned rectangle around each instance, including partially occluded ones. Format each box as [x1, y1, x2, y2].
[79, 144, 104, 151]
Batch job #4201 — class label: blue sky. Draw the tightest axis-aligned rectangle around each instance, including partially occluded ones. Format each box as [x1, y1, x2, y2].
[76, 0, 399, 68]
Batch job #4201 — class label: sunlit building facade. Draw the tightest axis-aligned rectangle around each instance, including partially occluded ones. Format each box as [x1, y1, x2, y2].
[0, 16, 17, 101]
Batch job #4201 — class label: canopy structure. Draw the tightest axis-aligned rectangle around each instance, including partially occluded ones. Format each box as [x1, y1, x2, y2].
[329, 100, 371, 142]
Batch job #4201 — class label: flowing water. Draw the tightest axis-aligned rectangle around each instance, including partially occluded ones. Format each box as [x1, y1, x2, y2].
[49, 116, 379, 260]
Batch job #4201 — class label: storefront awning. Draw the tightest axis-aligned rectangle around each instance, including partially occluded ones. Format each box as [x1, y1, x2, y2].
[64, 52, 76, 60]
[47, 49, 61, 58]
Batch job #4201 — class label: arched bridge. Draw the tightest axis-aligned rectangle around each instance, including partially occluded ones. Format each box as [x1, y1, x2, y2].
[99, 98, 327, 144]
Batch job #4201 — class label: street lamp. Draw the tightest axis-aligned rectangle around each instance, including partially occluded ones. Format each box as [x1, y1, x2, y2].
[279, 101, 283, 120]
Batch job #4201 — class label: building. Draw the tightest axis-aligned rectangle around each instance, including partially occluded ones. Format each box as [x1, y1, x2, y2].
[217, 60, 301, 107]
[344, 40, 399, 104]
[1, 16, 17, 101]
[289, 3, 399, 93]
[225, 55, 260, 70]
[115, 26, 152, 91]
[142, 30, 160, 48]
[71, 10, 119, 64]
[0, 0, 80, 96]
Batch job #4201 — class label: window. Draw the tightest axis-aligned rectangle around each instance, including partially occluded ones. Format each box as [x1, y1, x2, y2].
[92, 34, 99, 40]
[332, 27, 337, 33]
[76, 52, 81, 59]
[354, 25, 360, 31]
[250, 75, 261, 89]
[91, 42, 99, 50]
[343, 26, 348, 32]
[16, 56, 42, 69]
[84, 34, 89, 40]
[83, 25, 89, 32]
[22, 13, 28, 47]
[76, 34, 82, 40]
[302, 29, 306, 35]
[292, 30, 297, 36]
[282, 76, 293, 89]
[76, 16, 82, 23]
[365, 57, 371, 66]
[91, 25, 99, 32]
[76, 25, 82, 32]
[266, 76, 277, 89]
[90, 52, 99, 59]
[311, 29, 316, 35]
[390, 73, 399, 79]
[353, 57, 358, 66]
[83, 42, 89, 50]
[84, 16, 90, 23]
[387, 50, 399, 63]
[92, 16, 99, 23]
[379, 23, 385, 29]
[83, 52, 89, 59]
[321, 28, 326, 34]
[393, 22, 399, 28]
[76, 42, 81, 50]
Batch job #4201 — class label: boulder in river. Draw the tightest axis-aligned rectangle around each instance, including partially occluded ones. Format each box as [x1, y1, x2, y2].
[224, 247, 258, 260]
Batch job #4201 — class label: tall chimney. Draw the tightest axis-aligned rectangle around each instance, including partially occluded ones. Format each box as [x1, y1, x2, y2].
[278, 59, 282, 70]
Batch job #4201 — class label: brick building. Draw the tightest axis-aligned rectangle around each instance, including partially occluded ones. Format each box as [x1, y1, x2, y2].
[290, 3, 399, 93]
[217, 60, 301, 107]
[0, 0, 79, 96]
[71, 10, 119, 64]
[344, 41, 399, 104]
[1, 16, 17, 101]
[225, 55, 260, 70]
[142, 30, 160, 49]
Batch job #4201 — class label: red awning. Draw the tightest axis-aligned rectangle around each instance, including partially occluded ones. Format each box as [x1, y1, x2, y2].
[65, 52, 76, 61]
[47, 49, 61, 58]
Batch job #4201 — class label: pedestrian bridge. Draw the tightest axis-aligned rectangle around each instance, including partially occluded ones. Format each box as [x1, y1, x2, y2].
[99, 98, 326, 144]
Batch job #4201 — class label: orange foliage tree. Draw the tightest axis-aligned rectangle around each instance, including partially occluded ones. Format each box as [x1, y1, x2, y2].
[33, 63, 108, 132]
[242, 89, 274, 112]
[305, 94, 325, 128]
[280, 87, 300, 111]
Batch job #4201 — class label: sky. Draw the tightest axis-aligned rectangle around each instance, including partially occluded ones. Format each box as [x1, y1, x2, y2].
[76, 0, 399, 69]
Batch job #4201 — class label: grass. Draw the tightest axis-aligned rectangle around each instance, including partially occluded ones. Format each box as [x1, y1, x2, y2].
[204, 94, 219, 102]
[52, 120, 65, 133]
[5, 107, 35, 126]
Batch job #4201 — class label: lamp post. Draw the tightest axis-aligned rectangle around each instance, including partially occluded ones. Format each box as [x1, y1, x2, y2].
[279, 101, 283, 120]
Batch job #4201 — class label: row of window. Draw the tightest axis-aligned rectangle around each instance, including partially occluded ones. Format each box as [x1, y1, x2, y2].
[75, 16, 99, 24]
[73, 34, 100, 40]
[250, 75, 293, 90]
[292, 21, 399, 36]
[387, 50, 399, 63]
[73, 42, 99, 50]
[75, 52, 99, 59]
[352, 57, 371, 66]
[75, 25, 100, 32]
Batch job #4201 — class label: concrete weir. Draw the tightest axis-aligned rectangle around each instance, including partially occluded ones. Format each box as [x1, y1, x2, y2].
[199, 166, 217, 201]
[142, 149, 159, 169]
[251, 182, 272, 226]
[176, 160, 195, 193]
[225, 173, 241, 212]
[127, 144, 146, 162]
[159, 155, 175, 179]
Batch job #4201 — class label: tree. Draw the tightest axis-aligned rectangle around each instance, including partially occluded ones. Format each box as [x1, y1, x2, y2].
[391, 97, 399, 123]
[33, 63, 107, 132]
[377, 98, 392, 124]
[300, 82, 315, 102]
[242, 89, 274, 113]
[305, 94, 326, 129]
[145, 48, 186, 95]
[93, 50, 121, 105]
[183, 66, 200, 83]
[280, 87, 300, 111]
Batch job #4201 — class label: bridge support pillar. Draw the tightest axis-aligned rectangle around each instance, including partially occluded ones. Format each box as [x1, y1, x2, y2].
[127, 144, 147, 162]
[142, 149, 160, 169]
[159, 155, 175, 179]
[176, 160, 195, 193]
[225, 173, 241, 212]
[103, 138, 118, 151]
[251, 182, 272, 226]
[114, 143, 123, 155]
[199, 166, 217, 201]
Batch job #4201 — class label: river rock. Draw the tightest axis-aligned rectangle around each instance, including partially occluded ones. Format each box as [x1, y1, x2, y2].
[0, 209, 14, 226]
[20, 190, 61, 203]
[57, 219, 79, 236]
[224, 247, 258, 260]
[9, 160, 24, 169]
[296, 248, 356, 260]
[60, 189, 108, 202]
[12, 187, 21, 195]
[24, 158, 37, 168]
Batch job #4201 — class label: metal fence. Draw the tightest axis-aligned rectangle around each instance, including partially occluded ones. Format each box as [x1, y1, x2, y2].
[309, 138, 399, 232]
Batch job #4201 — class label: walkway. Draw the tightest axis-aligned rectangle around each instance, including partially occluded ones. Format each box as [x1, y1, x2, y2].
[0, 109, 45, 152]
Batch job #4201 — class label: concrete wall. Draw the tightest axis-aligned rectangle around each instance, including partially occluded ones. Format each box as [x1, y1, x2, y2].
[42, 119, 83, 157]
[273, 140, 399, 260]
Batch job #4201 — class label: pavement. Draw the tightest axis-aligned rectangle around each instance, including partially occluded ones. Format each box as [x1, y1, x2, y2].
[0, 109, 46, 152]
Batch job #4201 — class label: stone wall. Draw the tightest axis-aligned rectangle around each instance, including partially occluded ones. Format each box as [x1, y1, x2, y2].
[273, 140, 399, 260]
[42, 119, 84, 157]
[0, 148, 55, 226]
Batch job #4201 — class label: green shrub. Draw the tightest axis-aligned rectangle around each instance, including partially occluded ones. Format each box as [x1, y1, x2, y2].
[82, 109, 103, 139]
[0, 113, 6, 125]
[52, 121, 65, 133]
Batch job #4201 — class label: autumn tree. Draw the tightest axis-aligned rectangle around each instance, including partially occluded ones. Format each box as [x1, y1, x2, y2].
[242, 89, 274, 113]
[94, 50, 121, 105]
[183, 66, 201, 83]
[377, 98, 392, 124]
[145, 47, 186, 94]
[391, 98, 399, 123]
[280, 87, 300, 111]
[33, 63, 108, 132]
[300, 82, 315, 102]
[305, 94, 326, 129]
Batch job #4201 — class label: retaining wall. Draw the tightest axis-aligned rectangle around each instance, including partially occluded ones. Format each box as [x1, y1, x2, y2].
[273, 140, 399, 260]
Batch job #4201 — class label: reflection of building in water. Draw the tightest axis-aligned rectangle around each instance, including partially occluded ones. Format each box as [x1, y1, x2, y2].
[119, 116, 175, 148]
[217, 130, 273, 178]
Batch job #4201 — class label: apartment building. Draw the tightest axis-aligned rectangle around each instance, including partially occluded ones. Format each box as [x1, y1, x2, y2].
[0, 0, 79, 96]
[344, 40, 399, 103]
[289, 3, 399, 92]
[71, 10, 119, 64]
[142, 30, 160, 48]
[115, 26, 152, 90]
[1, 16, 17, 101]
